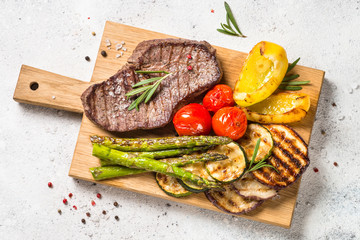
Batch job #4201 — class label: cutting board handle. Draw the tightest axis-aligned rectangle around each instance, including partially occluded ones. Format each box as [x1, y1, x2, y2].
[13, 65, 90, 113]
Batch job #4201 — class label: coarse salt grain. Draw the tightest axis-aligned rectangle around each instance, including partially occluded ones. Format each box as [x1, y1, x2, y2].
[338, 115, 345, 121]
[348, 88, 353, 94]
[123, 48, 127, 52]
[116, 54, 121, 58]
[116, 44, 123, 51]
[52, 96, 56, 100]
[121, 41, 125, 45]
[105, 39, 111, 47]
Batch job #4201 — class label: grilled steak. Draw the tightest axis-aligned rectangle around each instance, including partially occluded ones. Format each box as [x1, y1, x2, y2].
[251, 124, 310, 190]
[81, 38, 222, 132]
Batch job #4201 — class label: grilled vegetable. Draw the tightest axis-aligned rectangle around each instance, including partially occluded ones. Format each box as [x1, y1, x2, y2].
[100, 152, 228, 167]
[251, 124, 310, 189]
[155, 173, 192, 197]
[91, 135, 232, 152]
[205, 184, 263, 215]
[99, 146, 211, 164]
[205, 142, 246, 183]
[239, 92, 311, 124]
[92, 144, 221, 189]
[232, 174, 277, 200]
[179, 162, 215, 193]
[233, 41, 288, 107]
[203, 84, 235, 113]
[212, 107, 248, 141]
[90, 166, 146, 181]
[173, 103, 212, 136]
[237, 123, 273, 163]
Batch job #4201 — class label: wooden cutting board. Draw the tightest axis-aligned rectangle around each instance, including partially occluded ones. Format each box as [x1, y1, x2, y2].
[13, 21, 324, 228]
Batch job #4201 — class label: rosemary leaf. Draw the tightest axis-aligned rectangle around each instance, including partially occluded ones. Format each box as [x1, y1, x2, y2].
[217, 28, 238, 36]
[135, 70, 169, 74]
[248, 138, 261, 170]
[221, 23, 237, 34]
[286, 57, 300, 74]
[145, 81, 161, 103]
[224, 2, 246, 37]
[125, 85, 153, 97]
[278, 86, 303, 91]
[283, 74, 300, 82]
[132, 77, 162, 88]
[280, 81, 310, 86]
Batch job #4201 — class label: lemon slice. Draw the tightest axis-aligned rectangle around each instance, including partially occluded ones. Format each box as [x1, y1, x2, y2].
[239, 92, 310, 124]
[234, 41, 288, 107]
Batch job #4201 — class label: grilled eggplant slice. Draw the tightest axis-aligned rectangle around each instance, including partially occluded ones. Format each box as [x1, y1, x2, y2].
[251, 124, 310, 189]
[205, 142, 246, 183]
[237, 123, 274, 164]
[232, 174, 277, 200]
[205, 184, 263, 215]
[155, 173, 192, 197]
[179, 162, 214, 193]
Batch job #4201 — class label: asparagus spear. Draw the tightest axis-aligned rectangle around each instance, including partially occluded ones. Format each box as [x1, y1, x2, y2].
[100, 152, 228, 167]
[92, 144, 221, 188]
[90, 166, 146, 180]
[99, 146, 212, 166]
[90, 135, 232, 152]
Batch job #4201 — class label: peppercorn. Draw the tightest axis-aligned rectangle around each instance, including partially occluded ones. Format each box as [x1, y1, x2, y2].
[73, 205, 77, 210]
[313, 167, 319, 173]
[63, 198, 68, 204]
[187, 54, 192, 59]
[115, 216, 119, 221]
[91, 200, 96, 206]
[48, 182, 53, 188]
[113, 201, 119, 207]
[86, 212, 91, 217]
[102, 210, 107, 215]
[81, 219, 86, 224]
[96, 193, 102, 199]
[92, 31, 96, 36]
[58, 209, 62, 215]
[333, 162, 338, 167]
[101, 50, 107, 57]
[68, 193, 73, 198]
[187, 66, 193, 71]
[85, 56, 90, 61]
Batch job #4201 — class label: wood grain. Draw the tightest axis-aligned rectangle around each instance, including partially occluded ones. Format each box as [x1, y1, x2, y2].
[13, 21, 324, 228]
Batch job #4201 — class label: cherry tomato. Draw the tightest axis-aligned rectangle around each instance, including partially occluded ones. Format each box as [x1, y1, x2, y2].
[212, 107, 247, 140]
[203, 84, 235, 113]
[173, 103, 212, 136]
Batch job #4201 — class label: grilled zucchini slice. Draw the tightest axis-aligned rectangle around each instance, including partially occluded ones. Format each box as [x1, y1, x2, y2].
[251, 124, 310, 189]
[232, 174, 277, 200]
[237, 123, 274, 164]
[205, 184, 263, 215]
[205, 142, 246, 183]
[178, 162, 214, 193]
[155, 173, 192, 198]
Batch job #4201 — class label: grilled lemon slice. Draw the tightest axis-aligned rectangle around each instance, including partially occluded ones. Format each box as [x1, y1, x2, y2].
[239, 92, 310, 124]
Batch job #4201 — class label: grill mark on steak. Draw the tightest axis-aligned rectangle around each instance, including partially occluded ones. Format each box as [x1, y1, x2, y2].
[81, 38, 222, 132]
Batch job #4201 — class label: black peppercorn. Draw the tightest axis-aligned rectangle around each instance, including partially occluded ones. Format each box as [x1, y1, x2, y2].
[81, 219, 86, 224]
[86, 212, 91, 217]
[101, 50, 107, 57]
[102, 210, 107, 215]
[115, 216, 119, 221]
[85, 56, 90, 61]
[113, 202, 119, 207]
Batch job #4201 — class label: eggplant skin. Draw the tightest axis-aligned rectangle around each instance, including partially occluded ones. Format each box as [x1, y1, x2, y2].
[205, 184, 263, 215]
[251, 124, 310, 190]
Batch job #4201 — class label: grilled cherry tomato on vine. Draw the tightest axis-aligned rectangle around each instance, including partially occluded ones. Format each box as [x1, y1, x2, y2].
[173, 103, 212, 136]
[212, 107, 247, 140]
[203, 84, 235, 113]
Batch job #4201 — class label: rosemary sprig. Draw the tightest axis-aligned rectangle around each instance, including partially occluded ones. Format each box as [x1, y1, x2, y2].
[279, 58, 311, 91]
[126, 71, 171, 111]
[246, 138, 279, 173]
[217, 2, 246, 37]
